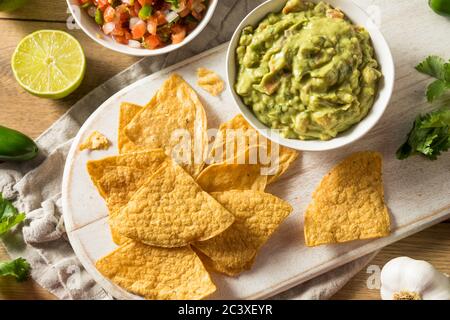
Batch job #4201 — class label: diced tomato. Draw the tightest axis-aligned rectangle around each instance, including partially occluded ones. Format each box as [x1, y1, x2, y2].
[171, 24, 186, 44]
[137, 0, 153, 6]
[96, 0, 109, 10]
[147, 16, 158, 35]
[133, 1, 142, 16]
[132, 20, 147, 39]
[103, 6, 116, 23]
[124, 30, 133, 40]
[115, 4, 130, 23]
[112, 26, 125, 36]
[144, 34, 162, 49]
[154, 10, 167, 25]
[114, 35, 129, 45]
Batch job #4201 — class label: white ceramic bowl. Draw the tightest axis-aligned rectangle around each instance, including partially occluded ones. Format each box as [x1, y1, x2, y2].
[227, 0, 395, 151]
[67, 0, 218, 56]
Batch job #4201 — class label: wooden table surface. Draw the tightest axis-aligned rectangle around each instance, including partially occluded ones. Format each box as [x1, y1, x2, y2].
[0, 0, 448, 300]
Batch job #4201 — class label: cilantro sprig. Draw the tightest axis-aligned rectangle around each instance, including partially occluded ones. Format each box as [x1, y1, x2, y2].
[0, 258, 30, 282]
[397, 108, 450, 160]
[0, 193, 25, 236]
[0, 195, 30, 282]
[415, 56, 450, 102]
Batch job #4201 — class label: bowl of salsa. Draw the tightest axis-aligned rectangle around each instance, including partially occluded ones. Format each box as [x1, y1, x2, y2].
[68, 0, 218, 56]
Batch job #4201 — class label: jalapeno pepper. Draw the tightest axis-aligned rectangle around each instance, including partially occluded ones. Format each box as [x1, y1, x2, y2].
[0, 126, 38, 162]
[429, 0, 450, 16]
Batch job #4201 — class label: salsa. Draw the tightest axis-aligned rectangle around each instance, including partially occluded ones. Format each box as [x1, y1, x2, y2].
[235, 0, 382, 140]
[78, 0, 208, 49]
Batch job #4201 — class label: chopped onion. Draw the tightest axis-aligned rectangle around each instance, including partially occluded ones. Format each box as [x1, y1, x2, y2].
[128, 40, 142, 48]
[102, 22, 115, 35]
[129, 17, 141, 29]
[87, 6, 96, 17]
[165, 11, 179, 23]
[122, 0, 134, 4]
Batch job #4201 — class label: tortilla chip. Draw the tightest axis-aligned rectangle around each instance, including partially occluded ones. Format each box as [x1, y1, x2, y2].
[197, 68, 224, 96]
[87, 149, 167, 244]
[96, 241, 216, 300]
[118, 103, 143, 154]
[193, 190, 292, 276]
[208, 115, 298, 184]
[196, 163, 267, 193]
[87, 149, 167, 212]
[304, 151, 391, 247]
[110, 159, 235, 248]
[124, 74, 208, 177]
[79, 131, 110, 151]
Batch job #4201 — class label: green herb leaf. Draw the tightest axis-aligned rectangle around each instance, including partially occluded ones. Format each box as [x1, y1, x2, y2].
[426, 79, 447, 102]
[396, 108, 450, 160]
[445, 63, 450, 83]
[139, 4, 153, 20]
[415, 56, 447, 81]
[0, 193, 25, 236]
[95, 8, 103, 25]
[421, 108, 450, 128]
[0, 258, 30, 282]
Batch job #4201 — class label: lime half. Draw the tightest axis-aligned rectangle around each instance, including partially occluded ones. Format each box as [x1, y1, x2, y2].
[11, 30, 86, 99]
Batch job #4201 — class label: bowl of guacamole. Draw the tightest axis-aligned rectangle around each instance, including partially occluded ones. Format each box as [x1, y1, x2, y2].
[227, 0, 395, 151]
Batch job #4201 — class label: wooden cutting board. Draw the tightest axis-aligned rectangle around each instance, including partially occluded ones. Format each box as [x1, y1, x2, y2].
[62, 0, 450, 299]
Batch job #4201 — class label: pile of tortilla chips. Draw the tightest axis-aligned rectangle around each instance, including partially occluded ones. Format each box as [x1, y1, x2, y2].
[87, 74, 298, 300]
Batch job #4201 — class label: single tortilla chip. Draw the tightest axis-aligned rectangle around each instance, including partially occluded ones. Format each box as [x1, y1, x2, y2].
[110, 159, 235, 248]
[196, 163, 267, 193]
[124, 74, 208, 177]
[86, 149, 167, 244]
[87, 149, 167, 212]
[208, 115, 298, 184]
[96, 241, 216, 300]
[193, 190, 292, 276]
[79, 131, 110, 151]
[304, 151, 391, 247]
[197, 68, 224, 96]
[118, 103, 143, 154]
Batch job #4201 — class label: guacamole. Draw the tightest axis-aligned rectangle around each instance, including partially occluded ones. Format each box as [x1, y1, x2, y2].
[235, 0, 382, 140]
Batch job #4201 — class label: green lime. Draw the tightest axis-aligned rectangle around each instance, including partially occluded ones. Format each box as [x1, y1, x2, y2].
[11, 30, 86, 99]
[0, 0, 28, 12]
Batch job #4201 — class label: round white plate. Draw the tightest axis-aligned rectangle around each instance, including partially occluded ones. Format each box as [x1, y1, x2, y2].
[61, 44, 235, 300]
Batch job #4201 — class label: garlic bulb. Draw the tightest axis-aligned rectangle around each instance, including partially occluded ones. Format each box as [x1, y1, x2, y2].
[380, 257, 450, 300]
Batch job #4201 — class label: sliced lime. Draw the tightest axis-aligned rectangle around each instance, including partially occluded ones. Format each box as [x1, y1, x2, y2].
[11, 30, 86, 99]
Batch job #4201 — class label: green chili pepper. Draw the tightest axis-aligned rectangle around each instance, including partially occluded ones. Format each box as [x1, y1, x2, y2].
[139, 4, 153, 20]
[95, 8, 103, 25]
[0, 126, 38, 162]
[429, 0, 450, 16]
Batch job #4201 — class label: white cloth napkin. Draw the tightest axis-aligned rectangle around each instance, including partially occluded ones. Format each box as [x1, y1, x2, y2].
[0, 0, 377, 300]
